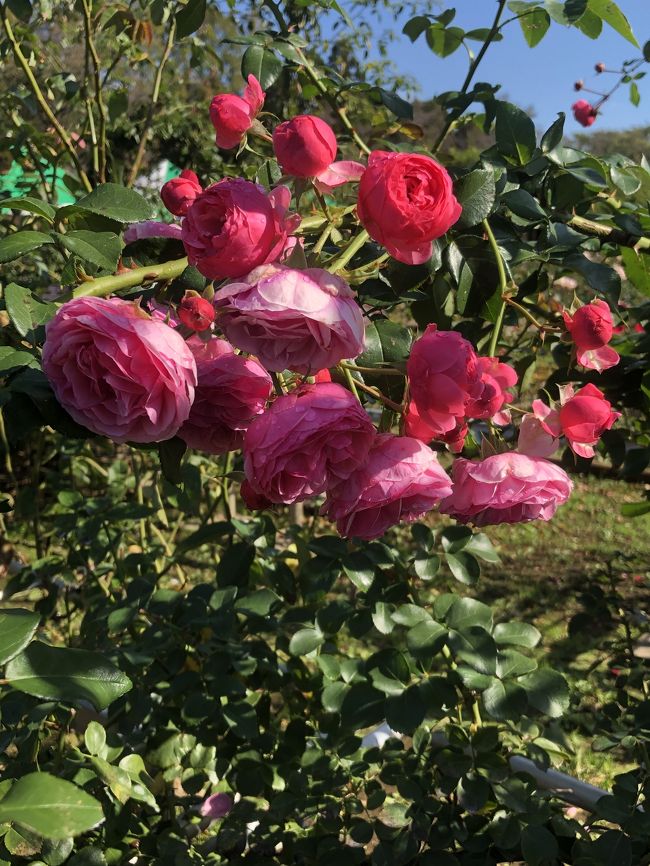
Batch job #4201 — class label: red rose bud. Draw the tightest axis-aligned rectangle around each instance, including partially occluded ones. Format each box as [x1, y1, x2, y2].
[273, 115, 338, 178]
[160, 170, 202, 216]
[562, 299, 619, 370]
[179, 293, 215, 332]
[595, 62, 605, 73]
[574, 80, 584, 91]
[572, 99, 597, 127]
[210, 75, 265, 150]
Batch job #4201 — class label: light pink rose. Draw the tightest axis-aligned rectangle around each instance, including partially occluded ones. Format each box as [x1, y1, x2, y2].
[440, 452, 573, 526]
[407, 325, 482, 439]
[215, 263, 365, 373]
[200, 792, 233, 822]
[178, 337, 272, 455]
[123, 221, 183, 244]
[314, 160, 366, 194]
[210, 75, 265, 150]
[322, 434, 453, 540]
[182, 180, 299, 281]
[562, 299, 619, 372]
[517, 414, 559, 458]
[243, 383, 376, 504]
[42, 297, 196, 443]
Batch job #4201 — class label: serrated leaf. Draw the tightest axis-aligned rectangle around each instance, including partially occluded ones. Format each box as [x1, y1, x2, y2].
[445, 598, 493, 631]
[175, 0, 206, 38]
[64, 184, 153, 224]
[495, 101, 537, 165]
[0, 773, 104, 839]
[0, 609, 40, 665]
[0, 230, 54, 264]
[587, 0, 638, 47]
[446, 552, 480, 586]
[493, 622, 541, 648]
[482, 680, 528, 720]
[518, 7, 551, 46]
[455, 168, 496, 228]
[541, 113, 565, 152]
[0, 196, 55, 221]
[519, 668, 570, 717]
[55, 231, 122, 270]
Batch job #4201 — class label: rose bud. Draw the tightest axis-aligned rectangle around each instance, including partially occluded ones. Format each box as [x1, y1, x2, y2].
[557, 383, 620, 458]
[243, 383, 376, 504]
[322, 434, 452, 540]
[440, 452, 573, 526]
[160, 169, 202, 216]
[178, 292, 215, 332]
[562, 299, 619, 371]
[210, 75, 265, 150]
[357, 151, 461, 265]
[574, 80, 584, 91]
[273, 115, 338, 178]
[595, 62, 605, 73]
[42, 297, 196, 443]
[181, 180, 299, 280]
[572, 99, 597, 127]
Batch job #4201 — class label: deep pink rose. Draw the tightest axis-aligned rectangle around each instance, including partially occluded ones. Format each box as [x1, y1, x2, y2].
[273, 115, 337, 177]
[215, 263, 365, 373]
[200, 792, 233, 822]
[403, 402, 469, 453]
[243, 383, 375, 504]
[467, 357, 518, 420]
[357, 151, 461, 264]
[178, 293, 215, 332]
[160, 170, 202, 216]
[240, 479, 273, 511]
[178, 338, 272, 455]
[407, 325, 481, 439]
[572, 99, 597, 127]
[322, 434, 452, 540]
[562, 300, 619, 371]
[42, 297, 196, 443]
[210, 75, 265, 150]
[440, 452, 573, 526]
[182, 180, 299, 280]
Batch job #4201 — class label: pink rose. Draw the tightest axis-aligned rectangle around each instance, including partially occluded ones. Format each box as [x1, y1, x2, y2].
[357, 151, 461, 264]
[530, 383, 620, 459]
[123, 221, 184, 244]
[466, 357, 518, 420]
[273, 115, 338, 178]
[178, 293, 215, 332]
[240, 479, 273, 511]
[562, 300, 619, 371]
[403, 402, 469, 453]
[517, 413, 559, 458]
[200, 792, 233, 822]
[322, 434, 452, 540]
[42, 297, 196, 443]
[313, 160, 366, 194]
[182, 180, 299, 281]
[440, 452, 573, 526]
[243, 383, 375, 504]
[215, 263, 365, 373]
[572, 99, 597, 127]
[210, 75, 265, 150]
[407, 325, 482, 439]
[160, 170, 202, 216]
[178, 337, 272, 455]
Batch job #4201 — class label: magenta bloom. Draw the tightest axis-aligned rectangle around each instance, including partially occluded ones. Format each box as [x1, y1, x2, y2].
[322, 434, 452, 540]
[216, 264, 365, 373]
[467, 357, 518, 420]
[562, 300, 619, 371]
[210, 75, 265, 150]
[42, 297, 196, 443]
[572, 99, 597, 127]
[178, 338, 272, 455]
[243, 383, 376, 504]
[273, 115, 338, 177]
[407, 325, 482, 438]
[440, 452, 573, 526]
[160, 169, 202, 216]
[200, 792, 233, 822]
[182, 180, 298, 281]
[357, 151, 461, 265]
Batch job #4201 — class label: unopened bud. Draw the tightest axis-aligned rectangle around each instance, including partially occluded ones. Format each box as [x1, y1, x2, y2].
[178, 292, 215, 332]
[574, 80, 584, 91]
[595, 62, 605, 73]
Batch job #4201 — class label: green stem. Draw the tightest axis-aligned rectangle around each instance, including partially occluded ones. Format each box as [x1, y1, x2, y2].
[431, 0, 507, 154]
[72, 256, 188, 298]
[328, 230, 370, 274]
[339, 364, 361, 403]
[81, 0, 108, 181]
[484, 219, 508, 357]
[504, 297, 559, 332]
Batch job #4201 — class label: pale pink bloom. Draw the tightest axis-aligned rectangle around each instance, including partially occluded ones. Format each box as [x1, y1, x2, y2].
[314, 160, 366, 194]
[42, 297, 196, 443]
[182, 180, 299, 281]
[322, 434, 452, 540]
[216, 263, 365, 373]
[210, 75, 265, 150]
[440, 452, 573, 526]
[517, 414, 560, 458]
[178, 338, 272, 455]
[243, 383, 375, 504]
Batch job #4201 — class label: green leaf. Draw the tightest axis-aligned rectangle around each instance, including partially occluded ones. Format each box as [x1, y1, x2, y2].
[0, 196, 55, 222]
[55, 231, 122, 270]
[357, 319, 412, 400]
[521, 825, 559, 866]
[5, 642, 132, 711]
[0, 347, 39, 372]
[519, 668, 570, 717]
[158, 437, 187, 485]
[241, 44, 283, 90]
[445, 598, 493, 632]
[0, 609, 40, 665]
[502, 189, 547, 222]
[413, 554, 440, 580]
[0, 230, 54, 264]
[464, 532, 500, 563]
[587, 0, 639, 46]
[482, 680, 528, 720]
[591, 830, 632, 866]
[84, 721, 107, 757]
[446, 552, 480, 586]
[518, 7, 551, 46]
[621, 501, 650, 517]
[343, 551, 376, 590]
[6, 0, 32, 21]
[565, 252, 621, 304]
[426, 24, 465, 57]
[0, 773, 104, 839]
[402, 15, 431, 41]
[629, 81, 640, 107]
[541, 112, 565, 152]
[385, 686, 426, 734]
[455, 168, 496, 228]
[496, 649, 537, 679]
[644, 39, 650, 62]
[4, 283, 57, 338]
[340, 683, 385, 729]
[221, 700, 259, 739]
[449, 626, 497, 676]
[370, 87, 413, 120]
[175, 0, 206, 39]
[495, 101, 537, 165]
[289, 628, 324, 656]
[407, 619, 447, 657]
[493, 622, 541, 648]
[66, 184, 153, 224]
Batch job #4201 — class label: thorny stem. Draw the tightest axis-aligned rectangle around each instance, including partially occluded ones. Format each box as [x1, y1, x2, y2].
[484, 220, 508, 357]
[72, 257, 189, 298]
[342, 374, 402, 412]
[340, 362, 405, 377]
[0, 5, 93, 192]
[568, 214, 650, 252]
[328, 229, 370, 274]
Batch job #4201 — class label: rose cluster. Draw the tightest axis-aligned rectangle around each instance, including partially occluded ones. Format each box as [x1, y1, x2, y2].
[42, 76, 626, 538]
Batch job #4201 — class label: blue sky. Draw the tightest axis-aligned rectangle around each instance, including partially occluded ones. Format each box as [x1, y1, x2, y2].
[359, 0, 649, 134]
